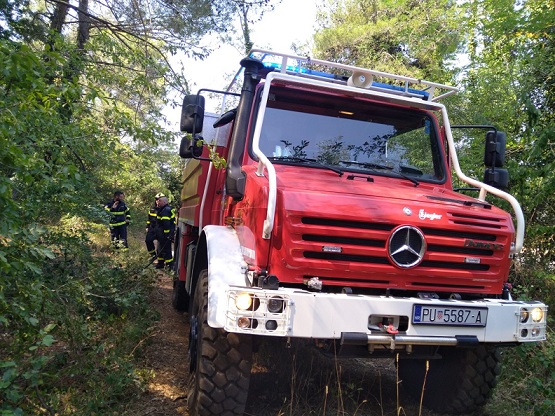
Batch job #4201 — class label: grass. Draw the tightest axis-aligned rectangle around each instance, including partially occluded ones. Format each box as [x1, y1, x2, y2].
[245, 335, 555, 416]
[0, 221, 159, 415]
[484, 330, 555, 416]
[245, 339, 440, 416]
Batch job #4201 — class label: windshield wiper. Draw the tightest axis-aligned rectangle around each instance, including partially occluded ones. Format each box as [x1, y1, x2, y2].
[392, 170, 420, 187]
[340, 160, 419, 186]
[267, 156, 344, 177]
[339, 160, 393, 171]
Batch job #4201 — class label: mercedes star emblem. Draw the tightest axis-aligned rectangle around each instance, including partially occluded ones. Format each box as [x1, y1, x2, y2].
[388, 225, 426, 268]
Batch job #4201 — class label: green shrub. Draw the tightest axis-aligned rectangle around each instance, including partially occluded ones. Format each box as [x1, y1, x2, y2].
[0, 220, 158, 415]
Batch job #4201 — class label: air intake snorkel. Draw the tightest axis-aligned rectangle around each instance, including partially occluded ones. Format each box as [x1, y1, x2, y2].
[226, 57, 265, 200]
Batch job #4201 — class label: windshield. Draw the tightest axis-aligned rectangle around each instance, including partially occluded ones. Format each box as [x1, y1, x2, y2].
[252, 85, 446, 182]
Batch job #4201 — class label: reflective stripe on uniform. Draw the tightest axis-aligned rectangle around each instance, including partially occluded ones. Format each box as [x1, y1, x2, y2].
[110, 221, 127, 227]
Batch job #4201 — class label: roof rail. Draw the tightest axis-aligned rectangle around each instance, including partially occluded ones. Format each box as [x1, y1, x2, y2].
[227, 49, 458, 102]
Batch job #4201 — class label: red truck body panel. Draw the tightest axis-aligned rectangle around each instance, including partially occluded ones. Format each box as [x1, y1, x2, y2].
[230, 163, 513, 296]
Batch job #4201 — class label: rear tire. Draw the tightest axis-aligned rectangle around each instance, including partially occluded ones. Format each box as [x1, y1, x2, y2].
[187, 270, 252, 415]
[171, 234, 189, 311]
[398, 346, 501, 414]
[172, 232, 180, 275]
[172, 279, 189, 311]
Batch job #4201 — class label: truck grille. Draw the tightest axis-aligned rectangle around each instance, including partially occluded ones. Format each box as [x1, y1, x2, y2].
[287, 213, 512, 292]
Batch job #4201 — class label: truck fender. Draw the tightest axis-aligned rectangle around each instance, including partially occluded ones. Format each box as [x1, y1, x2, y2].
[200, 225, 248, 328]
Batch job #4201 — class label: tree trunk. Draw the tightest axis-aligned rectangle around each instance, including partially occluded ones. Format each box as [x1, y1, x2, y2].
[77, 0, 91, 50]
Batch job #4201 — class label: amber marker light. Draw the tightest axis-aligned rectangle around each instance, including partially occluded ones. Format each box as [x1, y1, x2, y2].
[237, 317, 251, 329]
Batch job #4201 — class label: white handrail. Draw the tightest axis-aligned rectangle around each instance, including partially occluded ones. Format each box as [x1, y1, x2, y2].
[441, 107, 524, 254]
[250, 73, 278, 239]
[247, 53, 523, 254]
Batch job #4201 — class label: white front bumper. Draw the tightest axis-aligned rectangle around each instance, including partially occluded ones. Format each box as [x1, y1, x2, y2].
[217, 287, 547, 345]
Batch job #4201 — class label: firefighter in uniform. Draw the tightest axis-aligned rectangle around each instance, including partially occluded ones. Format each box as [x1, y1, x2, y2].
[105, 190, 130, 249]
[145, 193, 163, 259]
[155, 196, 175, 269]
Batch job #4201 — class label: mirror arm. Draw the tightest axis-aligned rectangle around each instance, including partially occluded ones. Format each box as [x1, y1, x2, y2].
[190, 134, 211, 162]
[191, 155, 212, 162]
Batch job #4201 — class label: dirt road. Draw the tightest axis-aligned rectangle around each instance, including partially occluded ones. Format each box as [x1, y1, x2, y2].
[125, 271, 439, 416]
[122, 271, 189, 416]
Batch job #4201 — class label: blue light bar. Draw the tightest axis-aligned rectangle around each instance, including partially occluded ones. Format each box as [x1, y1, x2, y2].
[261, 61, 430, 99]
[262, 62, 341, 80]
[371, 81, 430, 99]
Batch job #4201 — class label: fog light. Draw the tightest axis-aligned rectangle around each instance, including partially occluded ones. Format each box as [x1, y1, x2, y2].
[238, 317, 251, 329]
[531, 307, 544, 323]
[268, 297, 284, 313]
[531, 326, 541, 337]
[519, 308, 529, 323]
[236, 293, 253, 311]
[521, 329, 528, 338]
[265, 320, 278, 331]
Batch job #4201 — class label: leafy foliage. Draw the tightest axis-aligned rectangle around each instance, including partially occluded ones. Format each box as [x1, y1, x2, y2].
[312, 0, 555, 413]
[314, 0, 463, 82]
[0, 0, 276, 412]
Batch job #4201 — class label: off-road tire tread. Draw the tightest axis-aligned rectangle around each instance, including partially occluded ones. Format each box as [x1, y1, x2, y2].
[399, 346, 501, 414]
[188, 271, 252, 416]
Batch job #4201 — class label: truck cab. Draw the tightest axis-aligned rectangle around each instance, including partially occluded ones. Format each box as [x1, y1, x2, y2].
[174, 50, 547, 416]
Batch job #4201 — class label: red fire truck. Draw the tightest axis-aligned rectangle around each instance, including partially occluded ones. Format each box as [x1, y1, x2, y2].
[173, 49, 547, 415]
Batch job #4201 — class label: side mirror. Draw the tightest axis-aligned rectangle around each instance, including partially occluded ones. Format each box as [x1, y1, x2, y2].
[484, 131, 506, 167]
[179, 136, 204, 159]
[484, 168, 509, 190]
[180, 95, 205, 134]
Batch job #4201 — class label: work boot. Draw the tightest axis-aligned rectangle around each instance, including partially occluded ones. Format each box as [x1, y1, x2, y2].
[155, 262, 164, 269]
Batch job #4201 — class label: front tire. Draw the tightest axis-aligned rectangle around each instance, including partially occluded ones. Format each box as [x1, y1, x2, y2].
[187, 270, 252, 415]
[398, 346, 501, 414]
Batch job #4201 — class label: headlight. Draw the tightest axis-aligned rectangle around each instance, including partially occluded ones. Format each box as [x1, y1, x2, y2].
[519, 308, 529, 323]
[267, 296, 284, 313]
[516, 305, 547, 342]
[531, 307, 544, 323]
[235, 293, 253, 311]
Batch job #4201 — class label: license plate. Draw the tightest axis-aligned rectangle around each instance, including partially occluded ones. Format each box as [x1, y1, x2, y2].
[412, 304, 488, 326]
